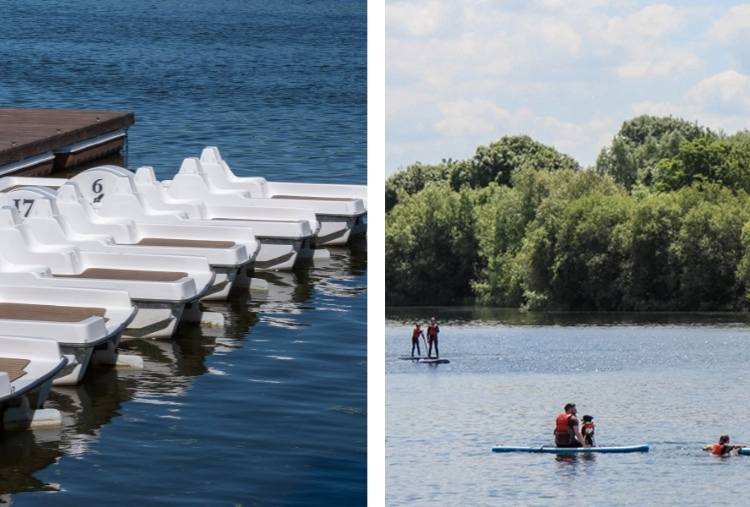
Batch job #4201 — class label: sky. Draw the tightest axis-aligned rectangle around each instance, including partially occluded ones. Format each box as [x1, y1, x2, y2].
[385, 0, 750, 176]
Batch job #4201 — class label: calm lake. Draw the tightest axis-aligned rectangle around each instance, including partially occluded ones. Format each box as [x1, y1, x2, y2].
[386, 308, 750, 506]
[0, 0, 367, 505]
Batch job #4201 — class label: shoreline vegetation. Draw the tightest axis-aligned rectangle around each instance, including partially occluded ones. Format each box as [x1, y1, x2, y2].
[386, 115, 750, 311]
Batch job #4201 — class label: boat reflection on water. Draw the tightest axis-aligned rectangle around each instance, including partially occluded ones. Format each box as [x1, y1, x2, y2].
[248, 240, 367, 323]
[0, 366, 141, 502]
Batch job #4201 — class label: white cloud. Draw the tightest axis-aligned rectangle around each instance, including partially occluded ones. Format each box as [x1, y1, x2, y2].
[385, 1, 750, 176]
[617, 46, 703, 78]
[386, 0, 451, 37]
[685, 70, 750, 112]
[435, 100, 512, 136]
[707, 5, 750, 44]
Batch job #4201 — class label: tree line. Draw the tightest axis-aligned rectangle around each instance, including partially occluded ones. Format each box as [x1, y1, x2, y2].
[385, 115, 750, 310]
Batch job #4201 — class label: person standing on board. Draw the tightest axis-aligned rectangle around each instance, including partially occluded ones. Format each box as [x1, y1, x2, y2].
[426, 317, 440, 358]
[410, 323, 425, 357]
[709, 434, 745, 456]
[554, 403, 588, 448]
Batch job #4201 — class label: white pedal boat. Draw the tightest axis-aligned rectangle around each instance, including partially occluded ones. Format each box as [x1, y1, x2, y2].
[0, 206, 215, 339]
[0, 284, 140, 385]
[161, 153, 365, 246]
[0, 334, 68, 430]
[72, 166, 320, 270]
[0, 183, 258, 300]
[193, 147, 367, 240]
[0, 172, 315, 271]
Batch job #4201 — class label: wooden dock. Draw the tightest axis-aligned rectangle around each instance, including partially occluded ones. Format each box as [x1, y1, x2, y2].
[0, 108, 134, 177]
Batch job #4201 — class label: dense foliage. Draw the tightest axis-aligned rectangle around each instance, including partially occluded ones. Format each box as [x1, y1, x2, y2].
[386, 117, 750, 310]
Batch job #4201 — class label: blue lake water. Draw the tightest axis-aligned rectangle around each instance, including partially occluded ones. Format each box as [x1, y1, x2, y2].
[0, 1, 366, 505]
[386, 309, 750, 506]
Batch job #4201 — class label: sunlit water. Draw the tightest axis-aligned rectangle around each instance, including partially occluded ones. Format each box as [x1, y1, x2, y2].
[0, 1, 366, 505]
[386, 309, 750, 506]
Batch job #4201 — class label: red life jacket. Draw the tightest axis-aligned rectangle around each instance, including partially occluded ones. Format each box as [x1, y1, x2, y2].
[582, 422, 595, 433]
[427, 325, 438, 337]
[412, 328, 422, 338]
[711, 443, 726, 456]
[555, 414, 572, 434]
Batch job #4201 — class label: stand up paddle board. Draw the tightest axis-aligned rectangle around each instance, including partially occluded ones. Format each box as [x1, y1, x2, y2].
[397, 356, 450, 364]
[492, 445, 649, 454]
[419, 358, 449, 364]
[737, 448, 750, 456]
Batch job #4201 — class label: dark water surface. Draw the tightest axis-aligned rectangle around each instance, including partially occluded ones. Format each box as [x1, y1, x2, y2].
[386, 309, 750, 506]
[0, 1, 366, 505]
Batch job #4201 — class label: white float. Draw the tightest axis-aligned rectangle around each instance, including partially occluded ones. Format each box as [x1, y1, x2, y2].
[0, 334, 67, 430]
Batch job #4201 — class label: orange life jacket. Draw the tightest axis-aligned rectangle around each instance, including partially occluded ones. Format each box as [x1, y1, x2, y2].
[555, 414, 572, 434]
[711, 443, 726, 456]
[412, 328, 422, 338]
[427, 325, 438, 336]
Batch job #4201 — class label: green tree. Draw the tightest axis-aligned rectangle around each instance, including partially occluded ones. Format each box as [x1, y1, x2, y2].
[385, 160, 453, 213]
[385, 182, 480, 306]
[449, 135, 579, 191]
[596, 115, 713, 189]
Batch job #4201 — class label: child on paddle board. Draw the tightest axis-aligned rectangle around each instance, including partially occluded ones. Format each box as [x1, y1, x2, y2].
[411, 323, 425, 357]
[426, 317, 440, 358]
[581, 415, 596, 447]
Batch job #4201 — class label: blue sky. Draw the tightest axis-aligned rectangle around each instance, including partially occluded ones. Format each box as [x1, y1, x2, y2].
[385, 0, 750, 176]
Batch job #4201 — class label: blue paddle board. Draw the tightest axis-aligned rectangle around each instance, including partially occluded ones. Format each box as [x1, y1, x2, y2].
[419, 358, 449, 364]
[398, 356, 449, 364]
[492, 444, 649, 454]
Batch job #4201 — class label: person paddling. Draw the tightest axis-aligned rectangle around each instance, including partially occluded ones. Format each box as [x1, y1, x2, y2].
[410, 323, 425, 357]
[426, 317, 440, 358]
[709, 434, 745, 456]
[553, 403, 588, 448]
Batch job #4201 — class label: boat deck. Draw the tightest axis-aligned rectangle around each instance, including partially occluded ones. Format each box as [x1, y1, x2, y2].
[0, 302, 106, 322]
[0, 357, 30, 381]
[55, 268, 188, 282]
[136, 238, 235, 249]
[272, 195, 354, 201]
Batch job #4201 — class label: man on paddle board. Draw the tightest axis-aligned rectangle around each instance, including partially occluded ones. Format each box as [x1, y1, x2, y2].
[411, 323, 425, 357]
[554, 403, 588, 448]
[426, 317, 440, 358]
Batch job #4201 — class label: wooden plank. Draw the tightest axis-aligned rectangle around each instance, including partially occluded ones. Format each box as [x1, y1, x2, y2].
[271, 195, 355, 201]
[55, 268, 188, 282]
[0, 303, 106, 322]
[0, 108, 134, 167]
[210, 217, 299, 223]
[0, 357, 30, 382]
[136, 238, 236, 249]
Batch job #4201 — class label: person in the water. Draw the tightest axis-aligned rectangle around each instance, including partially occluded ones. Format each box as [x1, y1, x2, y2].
[707, 434, 745, 456]
[553, 403, 588, 448]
